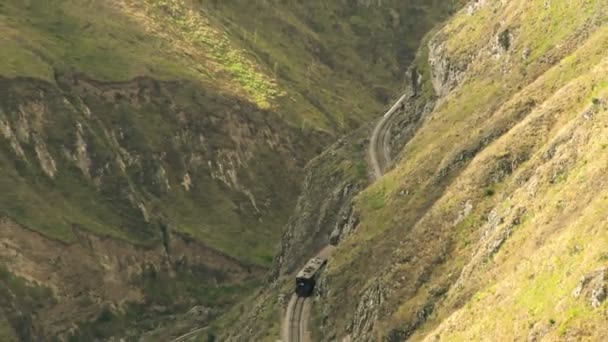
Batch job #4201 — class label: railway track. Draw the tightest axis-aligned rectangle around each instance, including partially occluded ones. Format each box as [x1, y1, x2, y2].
[285, 294, 311, 342]
[369, 93, 408, 179]
[290, 296, 305, 342]
[280, 93, 407, 340]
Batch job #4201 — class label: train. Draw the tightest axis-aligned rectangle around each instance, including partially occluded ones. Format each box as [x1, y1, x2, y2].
[295, 257, 327, 297]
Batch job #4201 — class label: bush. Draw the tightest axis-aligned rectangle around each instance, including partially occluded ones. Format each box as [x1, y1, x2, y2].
[97, 308, 115, 323]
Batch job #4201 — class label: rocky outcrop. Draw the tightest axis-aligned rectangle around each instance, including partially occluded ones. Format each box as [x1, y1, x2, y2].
[573, 269, 607, 309]
[347, 282, 388, 341]
[466, 0, 490, 15]
[0, 74, 313, 251]
[428, 38, 466, 99]
[387, 67, 438, 165]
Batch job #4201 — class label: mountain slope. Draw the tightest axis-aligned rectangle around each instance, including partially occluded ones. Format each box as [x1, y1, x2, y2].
[0, 0, 461, 339]
[318, 0, 608, 340]
[225, 0, 608, 341]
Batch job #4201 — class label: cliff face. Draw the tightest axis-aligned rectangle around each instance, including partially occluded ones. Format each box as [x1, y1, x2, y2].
[0, 74, 309, 259]
[0, 74, 305, 340]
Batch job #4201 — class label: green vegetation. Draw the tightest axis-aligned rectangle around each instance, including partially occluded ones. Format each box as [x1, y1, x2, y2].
[138, 0, 283, 108]
[0, 87, 158, 245]
[0, 1, 181, 81]
[210, 287, 283, 342]
[67, 269, 259, 341]
[0, 317, 17, 342]
[484, 187, 496, 197]
[0, 75, 302, 264]
[0, 267, 56, 340]
[0, 0, 463, 130]
[68, 305, 150, 342]
[141, 267, 260, 308]
[207, 0, 466, 131]
[0, 266, 56, 310]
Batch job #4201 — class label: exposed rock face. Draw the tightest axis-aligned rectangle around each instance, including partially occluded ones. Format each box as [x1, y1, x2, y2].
[0, 74, 311, 248]
[270, 132, 370, 282]
[33, 136, 57, 178]
[573, 269, 607, 309]
[329, 206, 359, 245]
[451, 205, 527, 293]
[428, 38, 467, 99]
[0, 74, 314, 338]
[347, 282, 388, 340]
[466, 0, 490, 15]
[0, 112, 26, 159]
[387, 68, 438, 165]
[72, 122, 92, 178]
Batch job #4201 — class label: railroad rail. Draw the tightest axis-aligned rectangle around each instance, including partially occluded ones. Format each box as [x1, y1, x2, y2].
[289, 296, 307, 342]
[369, 93, 408, 179]
[169, 326, 209, 342]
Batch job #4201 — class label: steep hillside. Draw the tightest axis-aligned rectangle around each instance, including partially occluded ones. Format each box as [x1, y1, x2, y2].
[225, 0, 608, 341]
[215, 124, 374, 341]
[320, 0, 608, 340]
[0, 0, 460, 340]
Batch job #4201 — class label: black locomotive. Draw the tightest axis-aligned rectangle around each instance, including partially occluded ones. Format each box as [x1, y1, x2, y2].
[295, 257, 326, 297]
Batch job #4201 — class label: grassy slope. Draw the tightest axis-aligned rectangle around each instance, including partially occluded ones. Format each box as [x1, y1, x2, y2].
[0, 0, 460, 130]
[323, 0, 608, 339]
[206, 0, 463, 131]
[0, 0, 279, 106]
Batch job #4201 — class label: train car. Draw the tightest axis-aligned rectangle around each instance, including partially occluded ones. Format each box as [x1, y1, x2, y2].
[295, 257, 327, 297]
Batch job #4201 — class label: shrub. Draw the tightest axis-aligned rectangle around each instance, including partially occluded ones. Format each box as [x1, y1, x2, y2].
[484, 187, 496, 197]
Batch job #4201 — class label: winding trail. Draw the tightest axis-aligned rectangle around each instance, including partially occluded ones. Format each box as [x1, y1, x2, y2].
[369, 94, 408, 179]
